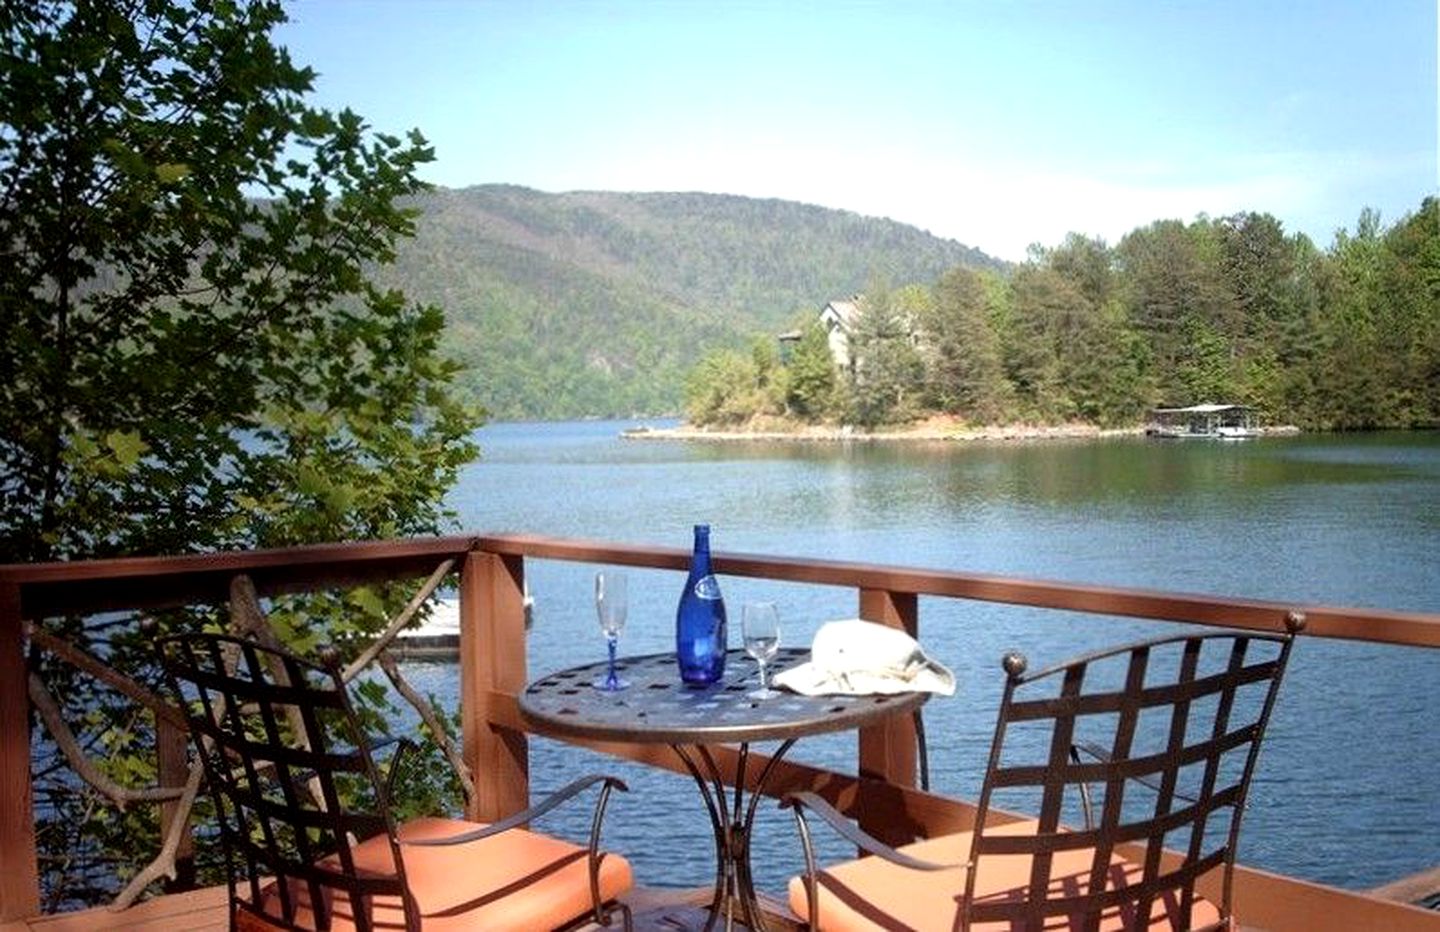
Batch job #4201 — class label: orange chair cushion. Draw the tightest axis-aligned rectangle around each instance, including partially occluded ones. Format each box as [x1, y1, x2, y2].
[787, 818, 1221, 931]
[251, 816, 633, 931]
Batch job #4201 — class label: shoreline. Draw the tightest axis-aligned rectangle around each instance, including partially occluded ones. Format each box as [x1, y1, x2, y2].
[621, 416, 1301, 444]
[625, 418, 1138, 444]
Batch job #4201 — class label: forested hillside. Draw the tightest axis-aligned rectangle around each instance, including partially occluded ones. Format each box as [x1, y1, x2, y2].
[379, 185, 1001, 418]
[685, 200, 1440, 432]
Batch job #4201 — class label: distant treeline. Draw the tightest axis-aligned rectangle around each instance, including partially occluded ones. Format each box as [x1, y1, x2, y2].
[686, 199, 1440, 431]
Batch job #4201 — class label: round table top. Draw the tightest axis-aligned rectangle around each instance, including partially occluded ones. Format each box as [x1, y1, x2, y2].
[518, 647, 929, 745]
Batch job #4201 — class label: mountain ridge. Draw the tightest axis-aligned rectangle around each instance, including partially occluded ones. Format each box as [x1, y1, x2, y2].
[382, 185, 1004, 418]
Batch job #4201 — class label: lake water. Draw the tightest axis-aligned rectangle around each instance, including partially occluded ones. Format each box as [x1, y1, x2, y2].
[403, 420, 1440, 898]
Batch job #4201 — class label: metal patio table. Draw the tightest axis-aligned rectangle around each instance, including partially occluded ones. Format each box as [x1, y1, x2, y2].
[519, 648, 929, 932]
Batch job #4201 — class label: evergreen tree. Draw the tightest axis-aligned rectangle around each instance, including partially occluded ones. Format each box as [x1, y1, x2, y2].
[1004, 266, 1079, 421]
[845, 289, 924, 427]
[923, 267, 1011, 422]
[1117, 220, 1221, 402]
[785, 320, 837, 420]
[1309, 211, 1388, 427]
[1377, 199, 1440, 426]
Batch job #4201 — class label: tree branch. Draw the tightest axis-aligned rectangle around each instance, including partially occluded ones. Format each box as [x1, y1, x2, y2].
[107, 762, 203, 911]
[29, 625, 187, 729]
[28, 673, 183, 809]
[228, 574, 326, 811]
[378, 652, 474, 807]
[342, 558, 455, 682]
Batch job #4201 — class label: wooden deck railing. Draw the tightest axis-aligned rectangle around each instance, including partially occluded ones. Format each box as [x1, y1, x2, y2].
[2, 534, 1437, 929]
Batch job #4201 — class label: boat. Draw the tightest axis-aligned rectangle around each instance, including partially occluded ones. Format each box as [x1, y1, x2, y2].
[1216, 423, 1261, 440]
[393, 586, 534, 658]
[1147, 403, 1260, 439]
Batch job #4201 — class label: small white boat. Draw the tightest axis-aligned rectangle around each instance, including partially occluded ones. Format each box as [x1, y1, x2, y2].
[394, 587, 533, 658]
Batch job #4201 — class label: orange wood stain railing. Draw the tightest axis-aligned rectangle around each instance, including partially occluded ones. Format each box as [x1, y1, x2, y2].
[1, 534, 1437, 929]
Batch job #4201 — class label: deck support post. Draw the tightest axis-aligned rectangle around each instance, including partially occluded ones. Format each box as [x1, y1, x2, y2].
[855, 587, 922, 847]
[0, 582, 39, 921]
[461, 549, 530, 822]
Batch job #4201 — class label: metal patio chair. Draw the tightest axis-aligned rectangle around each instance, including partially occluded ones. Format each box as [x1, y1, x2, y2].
[158, 632, 634, 931]
[782, 615, 1304, 931]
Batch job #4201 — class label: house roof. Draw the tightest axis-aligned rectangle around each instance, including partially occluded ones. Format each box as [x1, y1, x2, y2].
[821, 297, 863, 330]
[1151, 403, 1252, 414]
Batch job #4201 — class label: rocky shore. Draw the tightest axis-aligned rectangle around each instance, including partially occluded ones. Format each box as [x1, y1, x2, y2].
[621, 415, 1148, 443]
[621, 414, 1302, 444]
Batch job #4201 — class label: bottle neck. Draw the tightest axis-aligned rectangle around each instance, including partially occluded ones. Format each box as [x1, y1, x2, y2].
[691, 527, 712, 576]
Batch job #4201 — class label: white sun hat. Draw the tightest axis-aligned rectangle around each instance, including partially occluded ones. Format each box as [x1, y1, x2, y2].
[772, 618, 956, 696]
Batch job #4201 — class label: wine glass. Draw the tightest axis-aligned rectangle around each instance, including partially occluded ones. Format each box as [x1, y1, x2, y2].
[742, 601, 780, 699]
[592, 570, 629, 691]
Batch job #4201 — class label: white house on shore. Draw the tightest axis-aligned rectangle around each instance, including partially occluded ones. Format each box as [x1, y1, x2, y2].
[777, 295, 864, 371]
[819, 295, 863, 373]
[780, 292, 920, 376]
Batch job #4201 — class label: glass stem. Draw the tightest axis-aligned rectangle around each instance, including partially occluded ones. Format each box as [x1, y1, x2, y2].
[607, 636, 618, 687]
[758, 660, 767, 690]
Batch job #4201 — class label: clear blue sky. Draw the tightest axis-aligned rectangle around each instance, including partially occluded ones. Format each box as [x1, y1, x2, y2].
[276, 0, 1437, 261]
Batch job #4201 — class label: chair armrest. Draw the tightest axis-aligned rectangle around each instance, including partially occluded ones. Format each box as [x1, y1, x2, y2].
[401, 774, 629, 848]
[781, 791, 958, 932]
[780, 791, 958, 873]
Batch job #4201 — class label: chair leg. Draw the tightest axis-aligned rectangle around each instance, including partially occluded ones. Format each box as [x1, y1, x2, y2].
[562, 899, 632, 932]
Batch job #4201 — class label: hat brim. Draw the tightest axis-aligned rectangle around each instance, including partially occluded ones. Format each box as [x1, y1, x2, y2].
[772, 660, 955, 697]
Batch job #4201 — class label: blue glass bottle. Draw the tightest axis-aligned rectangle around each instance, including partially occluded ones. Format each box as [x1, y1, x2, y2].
[676, 524, 727, 685]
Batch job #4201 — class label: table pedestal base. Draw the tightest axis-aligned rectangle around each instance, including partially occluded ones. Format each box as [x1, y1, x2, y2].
[672, 739, 797, 932]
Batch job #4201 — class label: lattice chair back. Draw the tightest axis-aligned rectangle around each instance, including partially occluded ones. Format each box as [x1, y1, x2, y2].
[159, 633, 415, 932]
[966, 619, 1302, 931]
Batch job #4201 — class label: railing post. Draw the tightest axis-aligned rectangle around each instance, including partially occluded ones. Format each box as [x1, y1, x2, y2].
[855, 586, 921, 846]
[460, 549, 530, 822]
[0, 582, 39, 920]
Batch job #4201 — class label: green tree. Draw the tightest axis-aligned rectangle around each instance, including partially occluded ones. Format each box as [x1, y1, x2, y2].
[1117, 219, 1227, 402]
[1379, 198, 1440, 426]
[1033, 236, 1152, 425]
[683, 348, 760, 424]
[923, 266, 1011, 421]
[0, 0, 480, 903]
[1002, 266, 1078, 421]
[750, 334, 787, 412]
[1218, 213, 1292, 341]
[1047, 233, 1117, 310]
[845, 288, 924, 427]
[1214, 212, 1317, 414]
[1307, 210, 1389, 428]
[785, 320, 837, 420]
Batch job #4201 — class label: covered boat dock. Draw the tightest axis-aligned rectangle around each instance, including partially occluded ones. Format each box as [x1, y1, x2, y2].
[1147, 403, 1261, 439]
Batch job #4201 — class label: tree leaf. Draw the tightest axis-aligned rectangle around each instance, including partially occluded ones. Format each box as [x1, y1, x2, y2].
[154, 162, 191, 183]
[104, 430, 148, 467]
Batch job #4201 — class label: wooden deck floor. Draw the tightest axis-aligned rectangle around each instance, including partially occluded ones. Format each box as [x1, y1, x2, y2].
[0, 886, 229, 932]
[0, 886, 802, 932]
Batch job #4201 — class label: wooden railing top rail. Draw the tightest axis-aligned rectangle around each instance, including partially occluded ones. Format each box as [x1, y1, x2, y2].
[1, 532, 1436, 649]
[0, 536, 477, 619]
[477, 533, 1440, 648]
